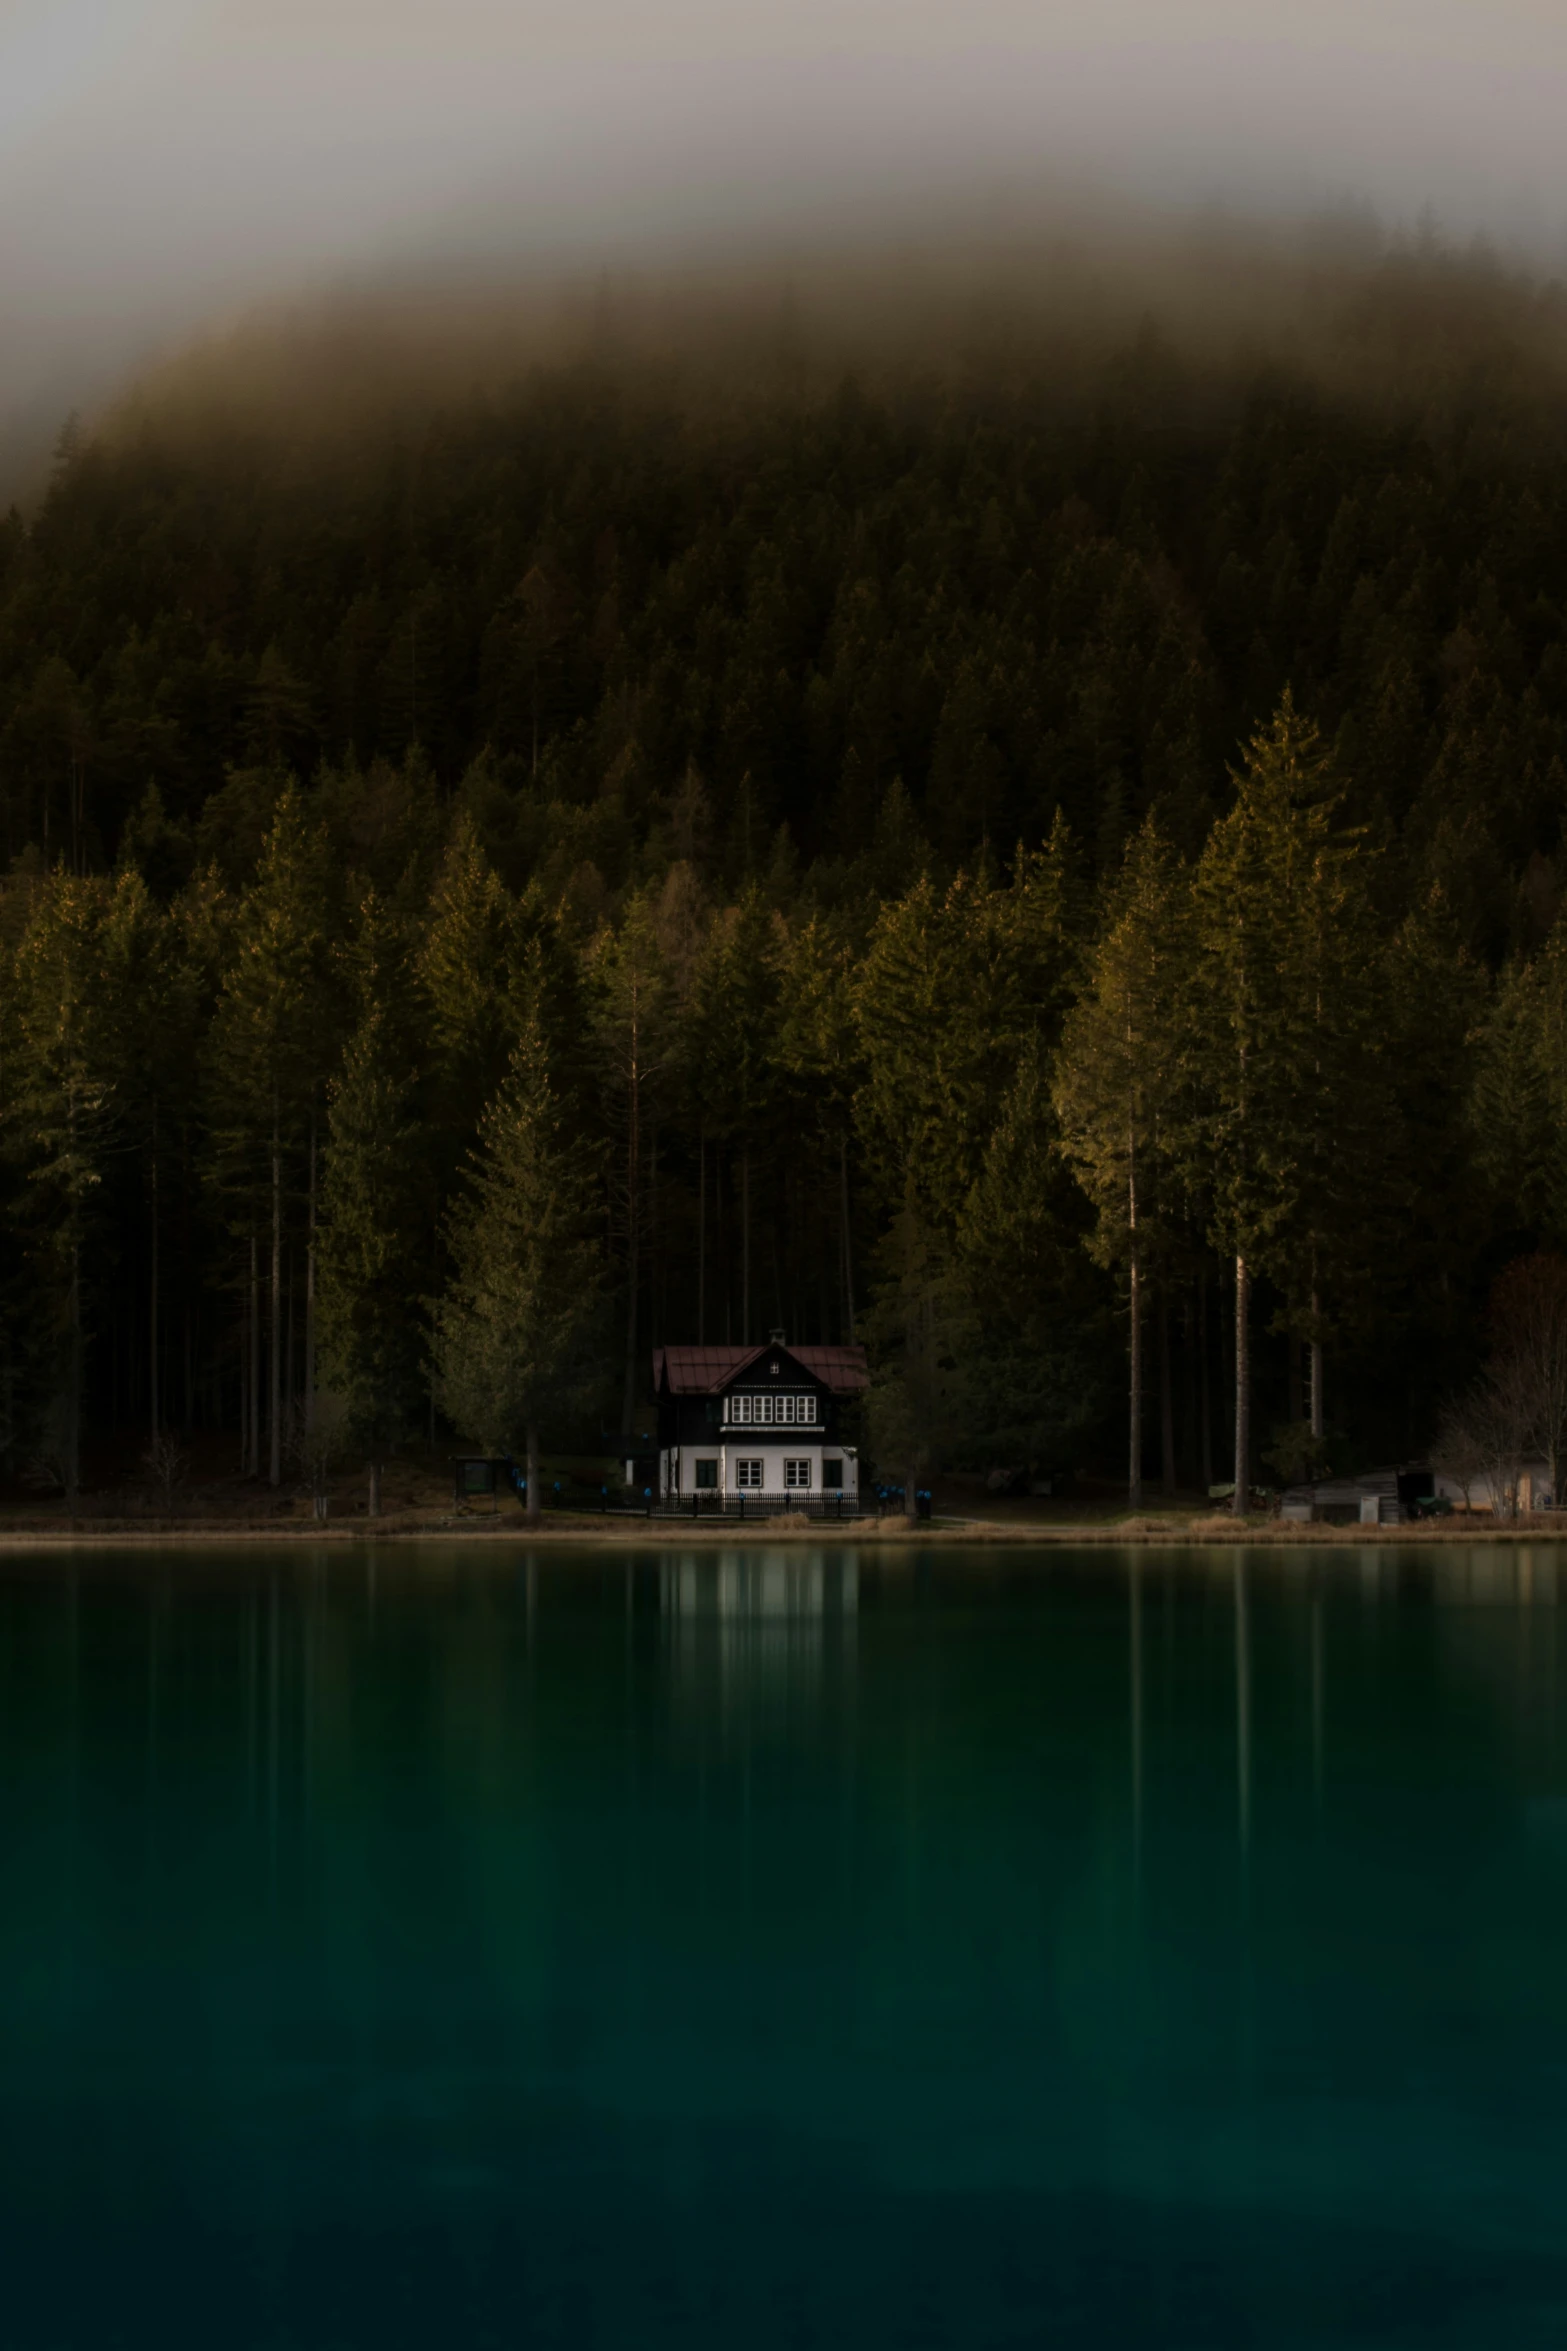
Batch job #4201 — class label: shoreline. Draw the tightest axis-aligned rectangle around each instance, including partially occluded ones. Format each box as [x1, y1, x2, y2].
[0, 1512, 1563, 1550]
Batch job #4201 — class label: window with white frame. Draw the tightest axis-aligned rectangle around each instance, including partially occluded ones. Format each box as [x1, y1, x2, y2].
[785, 1458, 812, 1489]
[735, 1458, 764, 1491]
[726, 1392, 816, 1426]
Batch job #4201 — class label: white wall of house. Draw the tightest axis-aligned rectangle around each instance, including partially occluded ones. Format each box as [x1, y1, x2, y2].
[660, 1440, 859, 1500]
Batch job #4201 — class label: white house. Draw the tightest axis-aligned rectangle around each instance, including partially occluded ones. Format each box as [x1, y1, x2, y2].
[650, 1335, 868, 1507]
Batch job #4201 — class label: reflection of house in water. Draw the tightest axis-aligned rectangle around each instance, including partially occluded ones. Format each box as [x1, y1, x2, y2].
[659, 1548, 859, 1712]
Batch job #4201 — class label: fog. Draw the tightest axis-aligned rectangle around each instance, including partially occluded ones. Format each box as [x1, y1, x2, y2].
[3, 0, 1567, 483]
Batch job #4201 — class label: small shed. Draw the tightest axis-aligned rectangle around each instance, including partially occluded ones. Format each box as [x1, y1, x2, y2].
[450, 1456, 523, 1511]
[1280, 1466, 1436, 1525]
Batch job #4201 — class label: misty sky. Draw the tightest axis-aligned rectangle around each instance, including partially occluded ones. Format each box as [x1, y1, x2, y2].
[2, 0, 1567, 463]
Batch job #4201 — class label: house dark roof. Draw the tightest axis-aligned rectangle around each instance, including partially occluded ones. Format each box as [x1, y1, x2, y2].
[653, 1343, 869, 1395]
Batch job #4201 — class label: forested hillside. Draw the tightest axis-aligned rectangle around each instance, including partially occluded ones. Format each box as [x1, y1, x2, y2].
[4, 250, 1567, 1503]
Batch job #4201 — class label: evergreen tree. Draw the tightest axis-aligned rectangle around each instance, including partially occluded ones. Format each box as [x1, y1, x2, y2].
[207, 786, 338, 1484]
[94, 869, 195, 1444]
[589, 893, 671, 1433]
[958, 1037, 1109, 1477]
[430, 1009, 603, 1519]
[1187, 695, 1378, 1510]
[862, 1184, 973, 1521]
[854, 825, 1078, 1241]
[4, 875, 117, 1495]
[682, 888, 778, 1346]
[419, 813, 520, 1145]
[317, 891, 431, 1512]
[1055, 819, 1189, 1506]
[774, 914, 865, 1341]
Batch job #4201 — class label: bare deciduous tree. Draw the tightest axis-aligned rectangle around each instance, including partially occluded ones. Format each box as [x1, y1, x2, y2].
[1487, 1253, 1567, 1502]
[1435, 1358, 1533, 1519]
[1432, 1398, 1491, 1515]
[141, 1429, 188, 1514]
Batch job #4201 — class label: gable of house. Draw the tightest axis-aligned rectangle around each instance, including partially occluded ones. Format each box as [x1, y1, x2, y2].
[653, 1342, 869, 1398]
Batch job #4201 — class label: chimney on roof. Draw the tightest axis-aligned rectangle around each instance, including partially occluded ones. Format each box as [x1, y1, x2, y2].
[768, 1327, 785, 1345]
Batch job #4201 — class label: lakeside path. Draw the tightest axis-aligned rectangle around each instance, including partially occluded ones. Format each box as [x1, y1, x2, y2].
[2, 1512, 1566, 1548]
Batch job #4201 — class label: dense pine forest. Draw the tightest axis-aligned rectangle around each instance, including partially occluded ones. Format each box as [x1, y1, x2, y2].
[6, 246, 1567, 1506]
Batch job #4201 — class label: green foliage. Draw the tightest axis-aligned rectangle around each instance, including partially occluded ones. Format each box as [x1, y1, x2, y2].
[316, 892, 431, 1458]
[957, 1040, 1111, 1471]
[11, 284, 1567, 1486]
[1188, 696, 1384, 1326]
[862, 1189, 974, 1490]
[854, 831, 1076, 1236]
[206, 784, 337, 1159]
[1055, 816, 1190, 1278]
[429, 1012, 603, 1458]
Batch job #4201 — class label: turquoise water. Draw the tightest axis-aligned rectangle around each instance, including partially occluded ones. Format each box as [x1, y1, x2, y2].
[2, 1541, 1566, 2347]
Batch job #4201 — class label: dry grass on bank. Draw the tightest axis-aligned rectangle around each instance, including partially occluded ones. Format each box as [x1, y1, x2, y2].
[0, 1507, 1559, 1550]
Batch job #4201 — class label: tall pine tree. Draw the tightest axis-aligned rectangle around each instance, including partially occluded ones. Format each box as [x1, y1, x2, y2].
[430, 1006, 603, 1520]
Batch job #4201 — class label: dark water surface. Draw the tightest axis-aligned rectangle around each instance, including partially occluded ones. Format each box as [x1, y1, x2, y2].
[3, 1541, 1567, 2348]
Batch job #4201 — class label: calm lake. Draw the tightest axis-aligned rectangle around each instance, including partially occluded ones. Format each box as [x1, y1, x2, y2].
[2, 1540, 1565, 2348]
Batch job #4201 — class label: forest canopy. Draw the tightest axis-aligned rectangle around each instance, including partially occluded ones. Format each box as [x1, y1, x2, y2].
[3, 235, 1567, 1502]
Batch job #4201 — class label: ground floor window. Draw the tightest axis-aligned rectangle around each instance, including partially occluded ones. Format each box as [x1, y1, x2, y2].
[735, 1459, 763, 1491]
[785, 1459, 812, 1490]
[822, 1458, 844, 1488]
[694, 1458, 718, 1490]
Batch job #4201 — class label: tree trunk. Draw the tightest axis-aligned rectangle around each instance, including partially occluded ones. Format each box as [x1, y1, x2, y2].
[269, 1104, 282, 1488]
[1159, 1285, 1175, 1498]
[1219, 1255, 1234, 1478]
[1232, 1253, 1251, 1519]
[619, 1018, 641, 1444]
[1212, 1269, 1221, 1485]
[67, 1235, 82, 1508]
[649, 1121, 660, 1356]
[620, 1207, 639, 1443]
[697, 1131, 706, 1344]
[741, 1147, 751, 1346]
[182, 1125, 193, 1432]
[1128, 1242, 1143, 1510]
[367, 1461, 381, 1518]
[525, 1420, 540, 1526]
[1309, 1284, 1324, 1442]
[771, 1220, 786, 1340]
[305, 1109, 317, 1434]
[249, 1233, 260, 1478]
[839, 1134, 856, 1344]
[1127, 1137, 1142, 1510]
[148, 1117, 159, 1445]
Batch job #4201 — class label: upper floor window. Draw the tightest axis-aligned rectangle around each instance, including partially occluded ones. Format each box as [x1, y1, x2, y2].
[726, 1393, 817, 1426]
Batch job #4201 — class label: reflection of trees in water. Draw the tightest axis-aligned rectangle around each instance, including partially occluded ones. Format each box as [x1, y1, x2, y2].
[1431, 1543, 1563, 1608]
